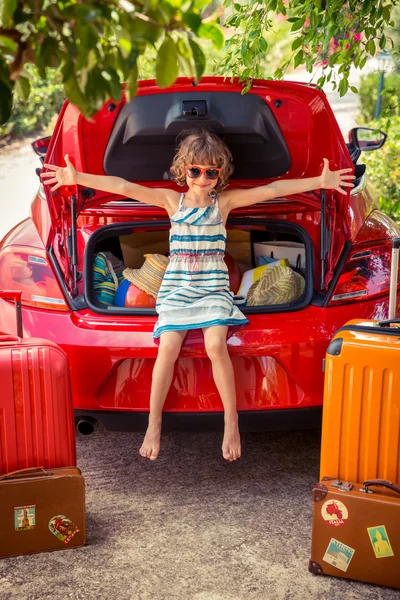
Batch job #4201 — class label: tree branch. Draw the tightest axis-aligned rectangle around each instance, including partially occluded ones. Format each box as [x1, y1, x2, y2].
[0, 28, 23, 42]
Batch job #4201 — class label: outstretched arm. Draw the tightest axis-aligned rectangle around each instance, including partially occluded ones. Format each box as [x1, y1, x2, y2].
[41, 154, 178, 210]
[223, 158, 354, 210]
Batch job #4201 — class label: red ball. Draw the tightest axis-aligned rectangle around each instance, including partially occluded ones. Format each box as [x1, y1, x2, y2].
[224, 252, 241, 294]
[125, 284, 156, 308]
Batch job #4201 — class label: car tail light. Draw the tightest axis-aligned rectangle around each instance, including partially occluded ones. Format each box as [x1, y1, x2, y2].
[0, 246, 69, 311]
[329, 242, 396, 305]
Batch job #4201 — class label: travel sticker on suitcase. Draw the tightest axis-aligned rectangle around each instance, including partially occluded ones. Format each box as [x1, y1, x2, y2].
[14, 505, 36, 531]
[367, 526, 394, 559]
[321, 499, 348, 527]
[323, 538, 355, 572]
[48, 515, 80, 545]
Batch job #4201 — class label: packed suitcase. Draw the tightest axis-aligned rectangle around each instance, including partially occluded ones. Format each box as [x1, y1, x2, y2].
[320, 237, 400, 485]
[0, 290, 84, 557]
[0, 466, 85, 558]
[0, 290, 76, 475]
[311, 237, 400, 588]
[310, 477, 400, 589]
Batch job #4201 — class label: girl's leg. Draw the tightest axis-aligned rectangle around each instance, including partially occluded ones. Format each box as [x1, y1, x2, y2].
[203, 325, 241, 461]
[140, 330, 187, 460]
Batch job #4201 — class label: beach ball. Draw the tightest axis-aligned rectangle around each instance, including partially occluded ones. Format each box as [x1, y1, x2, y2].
[114, 279, 156, 308]
[224, 252, 241, 294]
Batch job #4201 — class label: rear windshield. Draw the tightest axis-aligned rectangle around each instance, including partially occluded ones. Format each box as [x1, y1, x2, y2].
[103, 92, 290, 181]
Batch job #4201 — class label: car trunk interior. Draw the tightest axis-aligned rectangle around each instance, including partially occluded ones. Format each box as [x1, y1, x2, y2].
[84, 218, 314, 315]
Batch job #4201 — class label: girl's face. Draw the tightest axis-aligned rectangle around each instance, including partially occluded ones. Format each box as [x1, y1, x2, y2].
[185, 164, 219, 196]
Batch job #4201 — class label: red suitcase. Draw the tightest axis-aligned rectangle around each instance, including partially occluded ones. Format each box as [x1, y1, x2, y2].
[0, 291, 76, 474]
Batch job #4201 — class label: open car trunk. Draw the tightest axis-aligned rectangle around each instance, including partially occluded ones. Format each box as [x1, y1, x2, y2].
[84, 217, 314, 315]
[45, 77, 351, 302]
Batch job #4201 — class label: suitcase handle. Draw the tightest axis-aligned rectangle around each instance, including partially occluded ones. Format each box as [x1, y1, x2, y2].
[388, 237, 400, 320]
[0, 336, 21, 345]
[377, 319, 400, 327]
[0, 290, 23, 337]
[363, 479, 400, 495]
[0, 467, 49, 481]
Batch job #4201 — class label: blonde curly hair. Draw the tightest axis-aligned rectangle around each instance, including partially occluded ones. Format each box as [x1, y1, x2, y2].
[170, 129, 233, 192]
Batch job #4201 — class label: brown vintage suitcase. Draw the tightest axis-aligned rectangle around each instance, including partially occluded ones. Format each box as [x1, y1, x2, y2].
[0, 466, 85, 558]
[320, 237, 400, 484]
[310, 478, 400, 589]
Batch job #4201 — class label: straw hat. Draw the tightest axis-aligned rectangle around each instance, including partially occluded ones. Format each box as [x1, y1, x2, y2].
[122, 254, 169, 299]
[247, 265, 305, 306]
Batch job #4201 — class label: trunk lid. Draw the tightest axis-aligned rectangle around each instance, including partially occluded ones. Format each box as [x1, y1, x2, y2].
[44, 77, 352, 221]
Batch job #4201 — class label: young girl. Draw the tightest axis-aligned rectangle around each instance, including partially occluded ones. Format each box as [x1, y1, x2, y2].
[42, 129, 354, 462]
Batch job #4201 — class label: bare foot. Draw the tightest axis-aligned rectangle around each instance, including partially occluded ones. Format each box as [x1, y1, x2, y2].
[139, 420, 161, 460]
[222, 417, 241, 461]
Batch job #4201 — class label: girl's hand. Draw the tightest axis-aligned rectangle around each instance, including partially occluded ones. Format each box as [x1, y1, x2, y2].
[320, 158, 355, 195]
[41, 154, 77, 191]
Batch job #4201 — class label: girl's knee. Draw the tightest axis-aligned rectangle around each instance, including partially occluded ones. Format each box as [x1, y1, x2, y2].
[158, 338, 182, 363]
[204, 337, 228, 361]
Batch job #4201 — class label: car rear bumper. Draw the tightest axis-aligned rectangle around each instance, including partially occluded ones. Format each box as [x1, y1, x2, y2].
[0, 297, 389, 416]
[75, 407, 323, 433]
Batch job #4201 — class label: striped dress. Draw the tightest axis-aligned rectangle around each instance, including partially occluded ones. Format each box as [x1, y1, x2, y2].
[153, 193, 248, 338]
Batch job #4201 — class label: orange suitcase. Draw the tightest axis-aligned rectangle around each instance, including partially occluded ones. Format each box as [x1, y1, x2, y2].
[320, 238, 400, 484]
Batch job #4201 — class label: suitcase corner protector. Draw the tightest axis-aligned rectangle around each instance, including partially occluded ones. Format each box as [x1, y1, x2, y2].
[308, 559, 323, 575]
[312, 482, 328, 502]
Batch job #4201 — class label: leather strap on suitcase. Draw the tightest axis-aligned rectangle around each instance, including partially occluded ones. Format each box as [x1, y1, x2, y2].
[310, 477, 400, 589]
[0, 466, 85, 558]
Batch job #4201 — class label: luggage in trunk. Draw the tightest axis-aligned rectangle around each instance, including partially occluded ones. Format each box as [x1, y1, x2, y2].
[0, 466, 85, 558]
[310, 477, 400, 589]
[0, 291, 76, 475]
[320, 238, 400, 484]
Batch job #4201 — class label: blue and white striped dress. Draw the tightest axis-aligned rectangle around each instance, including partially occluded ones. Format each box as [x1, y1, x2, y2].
[153, 193, 248, 338]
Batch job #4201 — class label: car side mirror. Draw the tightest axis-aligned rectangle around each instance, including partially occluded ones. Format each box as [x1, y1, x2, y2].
[348, 127, 387, 151]
[31, 136, 51, 157]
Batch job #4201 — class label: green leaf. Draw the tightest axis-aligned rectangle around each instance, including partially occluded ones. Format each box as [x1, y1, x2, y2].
[379, 36, 386, 50]
[0, 80, 13, 124]
[156, 37, 178, 88]
[291, 18, 305, 32]
[197, 22, 224, 50]
[183, 12, 202, 34]
[338, 78, 349, 96]
[188, 38, 205, 82]
[15, 75, 31, 101]
[291, 37, 302, 51]
[64, 77, 93, 115]
[126, 63, 138, 102]
[2, 0, 17, 26]
[310, 11, 318, 29]
[258, 37, 268, 52]
[366, 39, 376, 55]
[293, 49, 304, 69]
[102, 67, 121, 102]
[241, 39, 247, 60]
[0, 35, 17, 52]
[350, 85, 358, 94]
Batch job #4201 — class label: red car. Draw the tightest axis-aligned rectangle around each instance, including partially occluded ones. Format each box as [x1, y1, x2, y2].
[0, 77, 398, 434]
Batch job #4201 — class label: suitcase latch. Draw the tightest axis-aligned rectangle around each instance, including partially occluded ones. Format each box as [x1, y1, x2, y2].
[330, 479, 353, 492]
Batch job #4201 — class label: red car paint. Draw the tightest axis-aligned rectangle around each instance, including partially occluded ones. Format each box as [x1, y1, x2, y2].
[0, 78, 399, 429]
